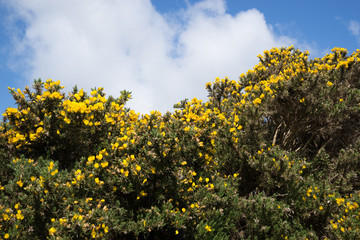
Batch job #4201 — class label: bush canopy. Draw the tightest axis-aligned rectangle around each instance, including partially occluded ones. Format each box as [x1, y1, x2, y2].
[0, 46, 360, 239]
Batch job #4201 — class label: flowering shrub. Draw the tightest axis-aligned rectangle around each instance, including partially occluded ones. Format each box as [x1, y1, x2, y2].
[0, 46, 360, 239]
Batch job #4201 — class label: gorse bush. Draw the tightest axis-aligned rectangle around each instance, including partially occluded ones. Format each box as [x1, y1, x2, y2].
[0, 46, 360, 239]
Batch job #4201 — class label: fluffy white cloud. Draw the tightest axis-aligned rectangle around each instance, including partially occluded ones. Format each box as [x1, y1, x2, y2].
[6, 0, 297, 113]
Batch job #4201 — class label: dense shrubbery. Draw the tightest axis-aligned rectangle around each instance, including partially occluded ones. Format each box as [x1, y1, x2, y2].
[0, 46, 360, 239]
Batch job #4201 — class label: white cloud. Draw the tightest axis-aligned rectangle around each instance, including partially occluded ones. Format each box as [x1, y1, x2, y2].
[348, 20, 360, 45]
[5, 0, 299, 113]
[349, 20, 360, 36]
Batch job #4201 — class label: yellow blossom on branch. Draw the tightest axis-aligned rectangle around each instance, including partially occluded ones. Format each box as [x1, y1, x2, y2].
[205, 225, 212, 232]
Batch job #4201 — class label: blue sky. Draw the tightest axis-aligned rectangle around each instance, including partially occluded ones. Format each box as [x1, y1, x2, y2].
[1, 0, 359, 115]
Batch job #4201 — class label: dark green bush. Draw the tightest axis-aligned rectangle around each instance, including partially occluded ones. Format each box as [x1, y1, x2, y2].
[0, 46, 359, 239]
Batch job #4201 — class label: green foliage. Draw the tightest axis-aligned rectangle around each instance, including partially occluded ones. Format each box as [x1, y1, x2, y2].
[0, 46, 360, 239]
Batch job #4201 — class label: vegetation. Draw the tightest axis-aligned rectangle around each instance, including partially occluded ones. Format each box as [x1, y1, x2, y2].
[0, 46, 360, 239]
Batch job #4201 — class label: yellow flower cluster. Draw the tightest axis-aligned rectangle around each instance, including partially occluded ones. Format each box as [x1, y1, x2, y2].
[326, 193, 360, 235]
[0, 202, 25, 239]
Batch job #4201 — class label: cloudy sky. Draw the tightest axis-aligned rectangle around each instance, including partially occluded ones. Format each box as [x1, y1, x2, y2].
[1, 0, 359, 114]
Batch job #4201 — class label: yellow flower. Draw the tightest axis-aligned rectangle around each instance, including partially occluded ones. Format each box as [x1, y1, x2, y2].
[101, 161, 109, 168]
[336, 198, 345, 206]
[4, 233, 10, 239]
[95, 178, 101, 185]
[244, 86, 252, 92]
[91, 228, 96, 238]
[205, 225, 212, 232]
[94, 163, 99, 169]
[16, 180, 23, 187]
[3, 214, 10, 221]
[175, 230, 179, 235]
[136, 165, 141, 171]
[48, 161, 54, 172]
[72, 178, 77, 185]
[87, 155, 95, 163]
[64, 117, 71, 124]
[51, 169, 58, 176]
[327, 81, 333, 86]
[36, 127, 43, 134]
[122, 159, 129, 167]
[59, 218, 67, 224]
[181, 161, 187, 165]
[253, 98, 262, 105]
[16, 210, 24, 220]
[29, 133, 36, 141]
[72, 214, 78, 221]
[96, 154, 103, 160]
[49, 227, 56, 234]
